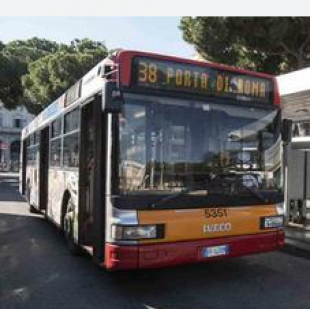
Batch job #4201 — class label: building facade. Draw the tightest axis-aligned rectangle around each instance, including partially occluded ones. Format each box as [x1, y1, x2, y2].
[277, 68, 310, 227]
[0, 102, 34, 171]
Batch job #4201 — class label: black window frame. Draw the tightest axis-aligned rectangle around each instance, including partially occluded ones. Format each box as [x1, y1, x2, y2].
[62, 107, 80, 170]
[64, 108, 80, 134]
[26, 132, 40, 167]
[51, 118, 62, 139]
[49, 117, 63, 168]
[48, 107, 81, 170]
[49, 137, 62, 168]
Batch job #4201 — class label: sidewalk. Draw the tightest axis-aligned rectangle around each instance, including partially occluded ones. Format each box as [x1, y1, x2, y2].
[284, 225, 310, 256]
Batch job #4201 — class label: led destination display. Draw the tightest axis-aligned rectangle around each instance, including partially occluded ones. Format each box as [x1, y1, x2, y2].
[132, 57, 273, 104]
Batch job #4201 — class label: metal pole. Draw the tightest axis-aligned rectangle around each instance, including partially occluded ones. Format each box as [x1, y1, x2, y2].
[303, 151, 308, 226]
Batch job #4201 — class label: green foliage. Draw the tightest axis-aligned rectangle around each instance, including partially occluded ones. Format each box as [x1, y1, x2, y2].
[22, 39, 107, 110]
[0, 38, 60, 112]
[180, 17, 310, 74]
[0, 50, 24, 110]
[0, 37, 108, 114]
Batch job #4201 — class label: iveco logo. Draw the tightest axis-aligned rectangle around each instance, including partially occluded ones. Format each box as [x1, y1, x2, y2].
[203, 223, 232, 233]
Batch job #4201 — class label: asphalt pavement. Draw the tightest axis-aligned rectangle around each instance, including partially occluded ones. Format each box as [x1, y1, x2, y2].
[1, 174, 310, 309]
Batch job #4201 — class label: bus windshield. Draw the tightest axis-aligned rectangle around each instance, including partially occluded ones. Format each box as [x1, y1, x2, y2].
[117, 94, 282, 209]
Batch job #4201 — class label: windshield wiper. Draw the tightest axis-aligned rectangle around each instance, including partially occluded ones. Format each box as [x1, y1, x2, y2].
[148, 189, 192, 208]
[241, 183, 269, 203]
[147, 174, 269, 208]
[206, 174, 269, 204]
[148, 186, 211, 208]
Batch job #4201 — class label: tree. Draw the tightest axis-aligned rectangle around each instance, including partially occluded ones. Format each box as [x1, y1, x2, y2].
[0, 50, 26, 110]
[0, 38, 108, 113]
[0, 38, 60, 111]
[180, 17, 310, 74]
[22, 39, 108, 111]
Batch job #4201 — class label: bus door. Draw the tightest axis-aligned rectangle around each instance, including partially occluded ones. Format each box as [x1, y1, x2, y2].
[39, 127, 49, 212]
[79, 97, 106, 263]
[79, 102, 95, 246]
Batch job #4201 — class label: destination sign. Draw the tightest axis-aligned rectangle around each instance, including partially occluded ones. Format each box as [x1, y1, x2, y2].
[131, 57, 273, 104]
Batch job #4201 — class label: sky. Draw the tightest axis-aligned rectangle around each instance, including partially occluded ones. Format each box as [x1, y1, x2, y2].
[0, 17, 195, 59]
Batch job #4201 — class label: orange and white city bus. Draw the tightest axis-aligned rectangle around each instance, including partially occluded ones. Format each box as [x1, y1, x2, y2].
[20, 50, 285, 270]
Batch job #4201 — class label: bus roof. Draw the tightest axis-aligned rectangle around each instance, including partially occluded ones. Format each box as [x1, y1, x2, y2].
[277, 67, 310, 96]
[22, 58, 110, 139]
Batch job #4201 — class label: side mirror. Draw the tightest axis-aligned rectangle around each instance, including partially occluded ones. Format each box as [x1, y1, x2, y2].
[281, 119, 292, 144]
[102, 81, 123, 113]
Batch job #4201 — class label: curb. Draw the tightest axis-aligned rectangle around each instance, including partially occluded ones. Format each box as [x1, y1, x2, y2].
[282, 238, 310, 259]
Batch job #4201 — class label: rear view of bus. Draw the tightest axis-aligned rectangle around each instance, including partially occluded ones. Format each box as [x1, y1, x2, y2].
[106, 51, 284, 269]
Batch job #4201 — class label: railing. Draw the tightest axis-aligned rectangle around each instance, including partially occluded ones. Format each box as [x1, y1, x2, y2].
[0, 126, 23, 133]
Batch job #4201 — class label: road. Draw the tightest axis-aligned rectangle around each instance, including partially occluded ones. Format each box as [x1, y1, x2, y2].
[1, 174, 310, 309]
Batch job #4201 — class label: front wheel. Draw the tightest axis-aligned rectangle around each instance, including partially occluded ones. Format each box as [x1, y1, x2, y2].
[63, 197, 81, 256]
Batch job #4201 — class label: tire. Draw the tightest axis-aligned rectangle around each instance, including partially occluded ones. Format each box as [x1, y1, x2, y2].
[63, 197, 81, 256]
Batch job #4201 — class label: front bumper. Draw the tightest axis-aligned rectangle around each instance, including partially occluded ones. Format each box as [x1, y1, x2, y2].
[104, 230, 285, 270]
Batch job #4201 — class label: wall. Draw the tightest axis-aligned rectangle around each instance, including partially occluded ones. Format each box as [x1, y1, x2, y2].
[0, 102, 35, 171]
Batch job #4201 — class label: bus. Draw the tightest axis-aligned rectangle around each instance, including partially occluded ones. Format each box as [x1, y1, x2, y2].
[20, 50, 285, 270]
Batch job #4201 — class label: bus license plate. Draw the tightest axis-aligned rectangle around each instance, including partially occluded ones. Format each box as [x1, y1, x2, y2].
[202, 245, 229, 258]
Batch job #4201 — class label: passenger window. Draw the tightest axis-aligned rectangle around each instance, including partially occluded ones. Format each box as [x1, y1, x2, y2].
[64, 108, 79, 133]
[51, 119, 62, 138]
[50, 138, 61, 167]
[63, 132, 79, 168]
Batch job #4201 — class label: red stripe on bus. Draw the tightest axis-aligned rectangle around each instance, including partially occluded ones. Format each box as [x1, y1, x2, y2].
[105, 230, 285, 270]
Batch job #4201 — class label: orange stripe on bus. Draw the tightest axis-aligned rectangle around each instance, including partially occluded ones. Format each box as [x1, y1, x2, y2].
[138, 205, 278, 244]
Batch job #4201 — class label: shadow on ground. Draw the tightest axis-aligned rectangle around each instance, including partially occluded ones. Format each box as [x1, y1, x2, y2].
[1, 208, 310, 309]
[0, 175, 25, 202]
[2, 176, 310, 309]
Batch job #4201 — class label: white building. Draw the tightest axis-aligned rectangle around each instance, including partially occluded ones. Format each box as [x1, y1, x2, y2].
[277, 68, 310, 228]
[0, 102, 34, 171]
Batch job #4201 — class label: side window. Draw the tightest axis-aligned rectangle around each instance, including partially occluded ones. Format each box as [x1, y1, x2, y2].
[26, 133, 40, 167]
[63, 108, 80, 168]
[63, 133, 79, 168]
[64, 108, 79, 133]
[14, 118, 22, 128]
[34, 131, 41, 144]
[51, 119, 62, 138]
[30, 134, 35, 146]
[26, 144, 33, 166]
[50, 138, 61, 167]
[50, 118, 62, 167]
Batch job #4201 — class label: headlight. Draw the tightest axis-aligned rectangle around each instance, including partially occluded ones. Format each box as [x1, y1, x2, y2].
[260, 215, 284, 229]
[111, 224, 165, 240]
